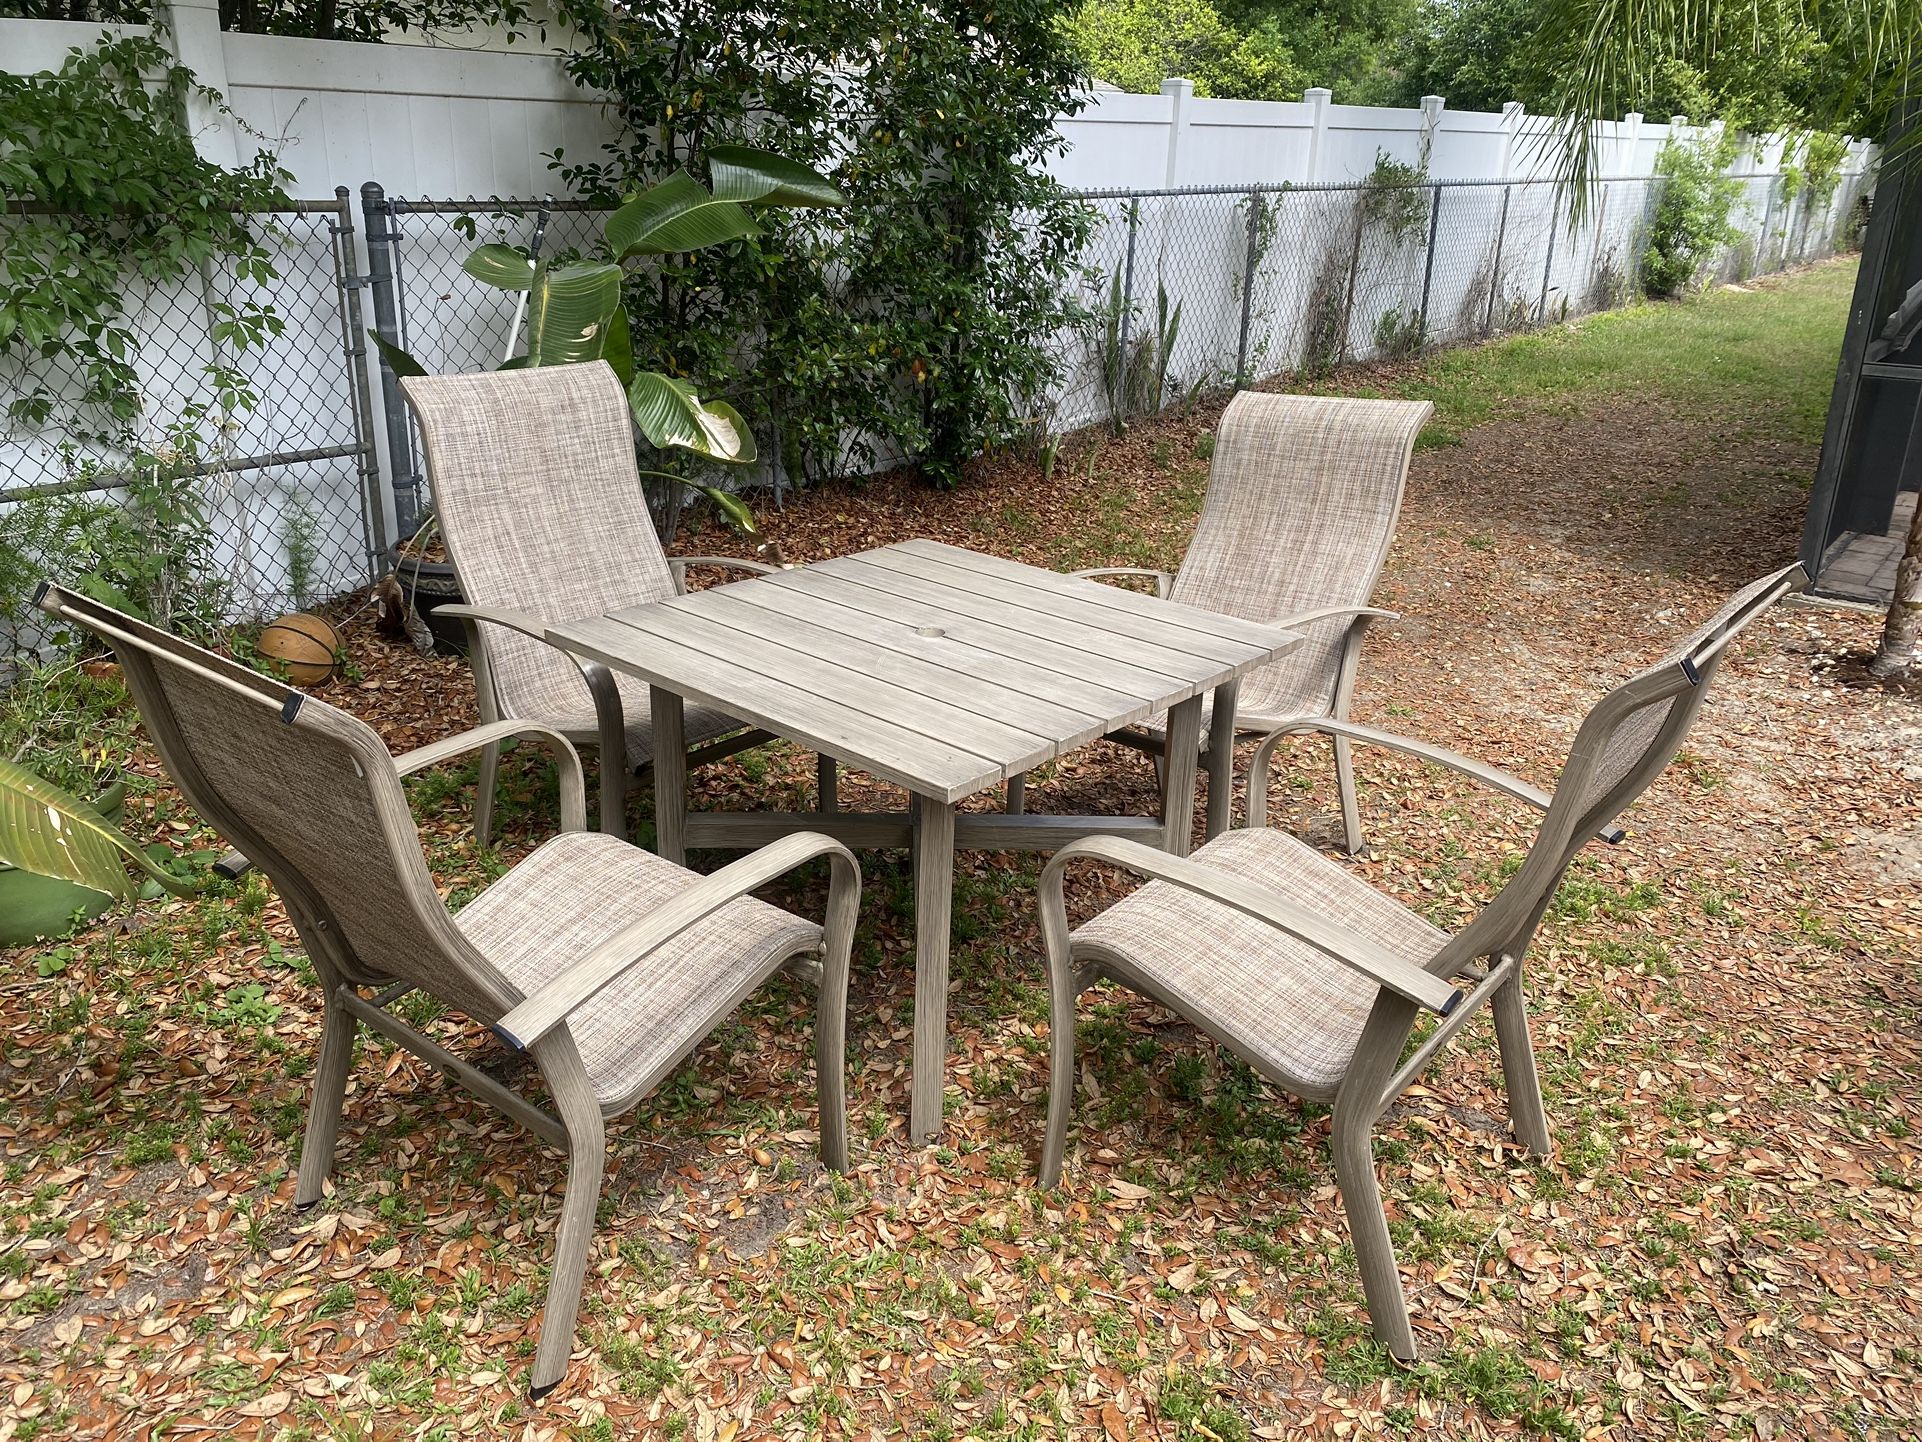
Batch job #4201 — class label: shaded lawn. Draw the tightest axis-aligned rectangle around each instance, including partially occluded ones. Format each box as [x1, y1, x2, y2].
[2, 258, 1917, 1441]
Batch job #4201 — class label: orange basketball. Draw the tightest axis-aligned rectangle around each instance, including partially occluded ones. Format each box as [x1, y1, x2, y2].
[258, 612, 342, 686]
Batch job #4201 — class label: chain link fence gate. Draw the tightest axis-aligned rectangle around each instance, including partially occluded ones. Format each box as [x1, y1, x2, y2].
[1, 190, 383, 656]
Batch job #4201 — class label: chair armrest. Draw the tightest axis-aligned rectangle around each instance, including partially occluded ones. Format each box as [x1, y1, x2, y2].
[436, 603, 625, 766]
[670, 555, 778, 592]
[1042, 835, 1461, 1016]
[495, 831, 860, 1048]
[433, 602, 553, 641]
[1246, 718, 1624, 844]
[1269, 604, 1399, 631]
[1070, 567, 1173, 598]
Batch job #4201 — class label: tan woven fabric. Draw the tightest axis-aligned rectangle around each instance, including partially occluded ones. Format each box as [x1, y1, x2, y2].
[151, 664, 515, 1017]
[1569, 568, 1790, 817]
[1140, 392, 1430, 740]
[401, 363, 738, 760]
[456, 831, 821, 1115]
[1075, 827, 1448, 1094]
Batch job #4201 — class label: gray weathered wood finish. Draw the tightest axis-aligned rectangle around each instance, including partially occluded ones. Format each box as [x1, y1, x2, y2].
[546, 542, 1303, 1143]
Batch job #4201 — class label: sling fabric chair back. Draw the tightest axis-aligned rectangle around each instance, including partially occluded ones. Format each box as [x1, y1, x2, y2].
[1170, 391, 1431, 721]
[402, 362, 676, 737]
[40, 584, 514, 1022]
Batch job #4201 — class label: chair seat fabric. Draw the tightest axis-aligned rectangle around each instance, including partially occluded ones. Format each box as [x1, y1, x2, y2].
[517, 667, 744, 764]
[456, 832, 821, 1115]
[1073, 828, 1449, 1095]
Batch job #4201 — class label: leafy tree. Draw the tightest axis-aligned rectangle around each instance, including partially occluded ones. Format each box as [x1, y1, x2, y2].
[552, 0, 1092, 490]
[1218, 0, 1422, 103]
[1063, 0, 1306, 101]
[1393, 0, 1881, 135]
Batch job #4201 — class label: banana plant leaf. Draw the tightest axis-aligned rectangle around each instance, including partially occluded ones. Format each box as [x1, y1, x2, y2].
[462, 242, 537, 291]
[369, 331, 428, 378]
[600, 305, 634, 388]
[628, 371, 758, 463]
[696, 485, 759, 535]
[0, 758, 195, 899]
[706, 145, 846, 209]
[524, 261, 624, 369]
[607, 171, 760, 259]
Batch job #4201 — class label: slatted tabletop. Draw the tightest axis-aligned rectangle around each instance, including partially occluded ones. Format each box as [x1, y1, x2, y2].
[549, 539, 1303, 803]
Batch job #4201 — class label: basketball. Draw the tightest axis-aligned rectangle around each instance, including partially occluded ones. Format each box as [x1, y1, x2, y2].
[258, 612, 342, 686]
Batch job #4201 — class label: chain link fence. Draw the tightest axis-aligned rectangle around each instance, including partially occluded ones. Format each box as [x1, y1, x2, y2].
[1, 164, 1873, 666]
[1054, 168, 1871, 434]
[1, 192, 381, 655]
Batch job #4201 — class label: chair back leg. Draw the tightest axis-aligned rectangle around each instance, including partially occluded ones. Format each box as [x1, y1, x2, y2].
[1492, 969, 1552, 1155]
[295, 990, 358, 1208]
[1330, 1098, 1419, 1361]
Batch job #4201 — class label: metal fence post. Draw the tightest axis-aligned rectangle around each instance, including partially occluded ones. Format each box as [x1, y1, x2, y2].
[1417, 183, 1442, 344]
[1757, 177, 1777, 273]
[1484, 184, 1512, 334]
[1113, 200, 1140, 427]
[1337, 198, 1365, 364]
[1236, 187, 1261, 385]
[328, 186, 388, 575]
[360, 181, 418, 541]
[1536, 198, 1559, 323]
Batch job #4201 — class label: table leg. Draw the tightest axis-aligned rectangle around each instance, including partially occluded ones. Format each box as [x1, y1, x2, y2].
[651, 685, 686, 866]
[910, 791, 956, 1144]
[1162, 694, 1203, 857]
[1204, 678, 1240, 841]
[817, 753, 838, 814]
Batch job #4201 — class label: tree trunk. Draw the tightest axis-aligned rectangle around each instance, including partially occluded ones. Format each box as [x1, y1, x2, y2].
[1869, 490, 1922, 678]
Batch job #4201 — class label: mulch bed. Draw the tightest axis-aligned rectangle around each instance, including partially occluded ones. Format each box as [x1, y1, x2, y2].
[2, 290, 1918, 1440]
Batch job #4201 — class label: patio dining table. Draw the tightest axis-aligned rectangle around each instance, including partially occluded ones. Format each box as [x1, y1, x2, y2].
[546, 539, 1304, 1142]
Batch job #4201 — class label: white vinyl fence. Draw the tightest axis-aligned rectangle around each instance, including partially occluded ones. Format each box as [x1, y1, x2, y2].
[0, 7, 1878, 638]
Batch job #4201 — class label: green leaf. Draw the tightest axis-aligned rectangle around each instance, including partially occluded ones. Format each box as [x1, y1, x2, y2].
[461, 242, 537, 291]
[706, 145, 846, 209]
[0, 758, 195, 900]
[696, 484, 759, 535]
[369, 330, 428, 378]
[524, 262, 623, 368]
[600, 305, 634, 388]
[627, 372, 758, 463]
[606, 171, 760, 258]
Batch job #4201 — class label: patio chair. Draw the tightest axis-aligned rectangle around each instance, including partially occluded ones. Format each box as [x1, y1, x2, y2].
[400, 362, 824, 846]
[1036, 563, 1806, 1359]
[1067, 391, 1432, 852]
[36, 582, 860, 1400]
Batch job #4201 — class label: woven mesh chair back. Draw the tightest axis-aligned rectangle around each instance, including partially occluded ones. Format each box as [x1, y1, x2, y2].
[1448, 564, 1806, 967]
[40, 586, 514, 1021]
[401, 363, 675, 715]
[1170, 392, 1433, 719]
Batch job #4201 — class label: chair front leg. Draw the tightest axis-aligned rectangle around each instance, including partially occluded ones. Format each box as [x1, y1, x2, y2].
[1037, 856, 1083, 1187]
[295, 985, 358, 1209]
[1328, 614, 1378, 856]
[1330, 1096, 1419, 1362]
[1492, 966, 1552, 1156]
[814, 849, 861, 1172]
[528, 1033, 608, 1401]
[1332, 997, 1422, 1361]
[585, 661, 629, 842]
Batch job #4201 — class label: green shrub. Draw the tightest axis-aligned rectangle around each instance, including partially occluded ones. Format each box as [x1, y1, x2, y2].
[1641, 137, 1743, 298]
